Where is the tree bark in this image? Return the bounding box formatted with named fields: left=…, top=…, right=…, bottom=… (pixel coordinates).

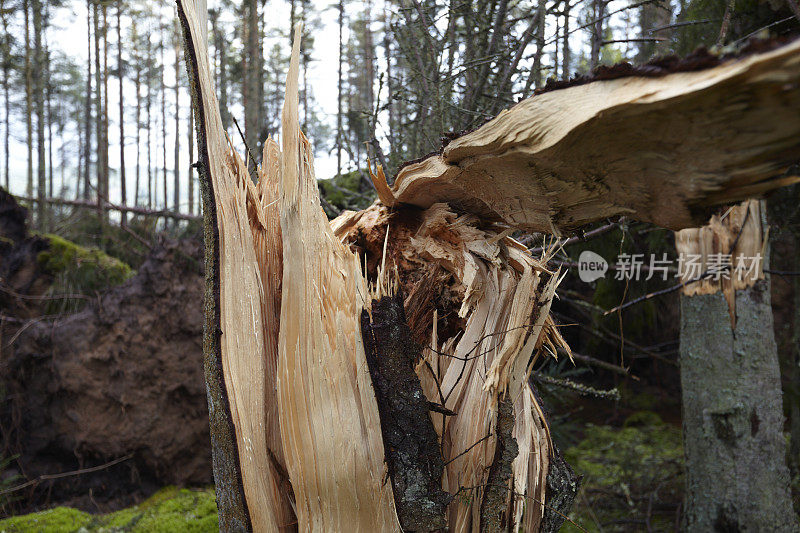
left=118, top=0, right=127, bottom=226
left=243, top=0, right=261, bottom=172
left=32, top=0, right=45, bottom=227
left=93, top=1, right=102, bottom=215
left=336, top=0, right=343, bottom=177
left=174, top=19, right=181, bottom=215
left=83, top=0, right=92, bottom=201
left=133, top=20, right=141, bottom=207
left=160, top=34, right=167, bottom=210
left=1, top=0, right=8, bottom=191
left=677, top=201, right=798, bottom=531
left=680, top=285, right=798, bottom=530
left=23, top=0, right=32, bottom=199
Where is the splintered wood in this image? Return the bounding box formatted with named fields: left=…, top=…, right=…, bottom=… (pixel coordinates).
left=384, top=40, right=800, bottom=234
left=179, top=0, right=800, bottom=528
left=334, top=203, right=570, bottom=531
left=675, top=199, right=766, bottom=327
left=182, top=1, right=567, bottom=527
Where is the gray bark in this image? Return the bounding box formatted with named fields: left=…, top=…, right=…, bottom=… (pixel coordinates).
left=680, top=282, right=798, bottom=531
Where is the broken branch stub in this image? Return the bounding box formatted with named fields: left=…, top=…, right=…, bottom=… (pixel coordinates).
left=361, top=293, right=452, bottom=531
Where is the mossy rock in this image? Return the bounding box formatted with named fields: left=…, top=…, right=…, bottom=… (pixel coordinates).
left=562, top=413, right=684, bottom=532
left=318, top=170, right=376, bottom=214
left=38, top=234, right=134, bottom=286
left=36, top=234, right=135, bottom=313
left=0, top=487, right=218, bottom=533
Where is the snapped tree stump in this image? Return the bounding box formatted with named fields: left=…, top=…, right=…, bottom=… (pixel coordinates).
left=175, top=0, right=800, bottom=528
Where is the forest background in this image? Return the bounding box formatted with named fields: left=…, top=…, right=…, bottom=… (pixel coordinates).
left=0, top=0, right=799, bottom=530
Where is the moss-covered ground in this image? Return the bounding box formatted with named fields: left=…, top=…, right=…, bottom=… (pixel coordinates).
left=561, top=412, right=684, bottom=532
left=0, top=487, right=217, bottom=533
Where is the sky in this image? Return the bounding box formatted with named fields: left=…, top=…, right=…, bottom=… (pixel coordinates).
left=2, top=0, right=350, bottom=212
left=0, top=0, right=625, bottom=214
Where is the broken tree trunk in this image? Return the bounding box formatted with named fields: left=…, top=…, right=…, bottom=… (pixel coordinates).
left=176, top=0, right=800, bottom=527
left=676, top=201, right=799, bottom=531
left=382, top=40, right=800, bottom=233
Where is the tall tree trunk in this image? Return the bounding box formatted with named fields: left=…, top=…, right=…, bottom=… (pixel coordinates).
left=243, top=0, right=261, bottom=172
left=146, top=33, right=152, bottom=209
left=383, top=7, right=396, bottom=171
left=94, top=1, right=102, bottom=215
left=676, top=202, right=798, bottom=531
left=2, top=0, right=9, bottom=190
left=590, top=0, right=605, bottom=68
left=562, top=0, right=571, bottom=79
left=102, top=3, right=109, bottom=224
left=532, top=0, right=546, bottom=89
left=118, top=0, right=127, bottom=225
left=133, top=20, right=140, bottom=207
left=161, top=36, right=167, bottom=211
left=32, top=0, right=45, bottom=226
left=46, top=50, right=53, bottom=198
left=791, top=237, right=800, bottom=478
left=174, top=19, right=181, bottom=215
left=364, top=0, right=374, bottom=142
left=44, top=3, right=52, bottom=198
left=336, top=0, right=344, bottom=177
left=83, top=0, right=92, bottom=200
left=23, top=0, right=32, bottom=199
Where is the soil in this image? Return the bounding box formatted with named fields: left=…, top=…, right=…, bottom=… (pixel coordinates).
left=0, top=193, right=210, bottom=514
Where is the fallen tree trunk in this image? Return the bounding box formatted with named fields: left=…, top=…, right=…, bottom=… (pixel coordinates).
left=12, top=195, right=202, bottom=222
left=176, top=0, right=800, bottom=528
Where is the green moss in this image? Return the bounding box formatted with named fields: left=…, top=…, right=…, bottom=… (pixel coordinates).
left=0, top=507, right=92, bottom=532
left=38, top=234, right=134, bottom=284
left=562, top=413, right=684, bottom=532
left=36, top=234, right=135, bottom=313
left=0, top=487, right=218, bottom=533
left=318, top=170, right=376, bottom=214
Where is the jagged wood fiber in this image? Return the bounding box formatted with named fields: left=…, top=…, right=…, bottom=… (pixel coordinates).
left=381, top=41, right=800, bottom=233
left=179, top=0, right=800, bottom=529
left=178, top=1, right=292, bottom=530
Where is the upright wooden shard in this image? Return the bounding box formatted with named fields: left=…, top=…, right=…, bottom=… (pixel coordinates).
left=178, top=1, right=291, bottom=531
left=275, top=26, right=401, bottom=531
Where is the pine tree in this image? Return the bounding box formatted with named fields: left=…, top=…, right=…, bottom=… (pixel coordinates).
left=117, top=0, right=127, bottom=224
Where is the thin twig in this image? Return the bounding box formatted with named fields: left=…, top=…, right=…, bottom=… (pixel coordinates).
left=528, top=219, right=623, bottom=255
left=0, top=454, right=134, bottom=496
left=232, top=115, right=258, bottom=170
left=570, top=350, right=637, bottom=379
left=534, top=374, right=621, bottom=400
left=443, top=432, right=493, bottom=467
left=647, top=19, right=714, bottom=33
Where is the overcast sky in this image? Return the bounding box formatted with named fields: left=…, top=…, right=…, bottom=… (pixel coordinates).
left=1, top=0, right=615, bottom=213
left=3, top=0, right=348, bottom=212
